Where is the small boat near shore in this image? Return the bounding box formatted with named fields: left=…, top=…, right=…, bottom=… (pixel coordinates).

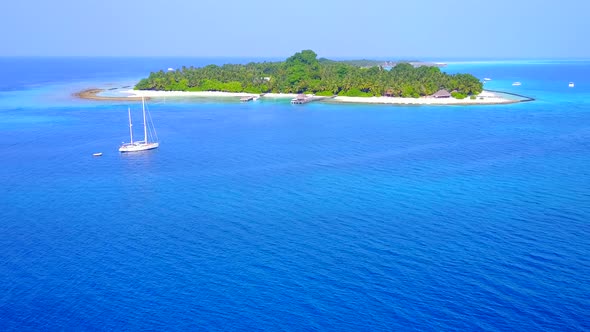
left=569, top=82, right=575, bottom=88
left=93, top=152, right=103, bottom=157
left=512, top=82, right=522, bottom=86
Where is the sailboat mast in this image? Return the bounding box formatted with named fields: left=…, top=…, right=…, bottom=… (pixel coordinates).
left=128, top=107, right=133, bottom=143
left=142, top=97, right=148, bottom=143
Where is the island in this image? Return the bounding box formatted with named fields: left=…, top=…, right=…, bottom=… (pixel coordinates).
left=136, top=50, right=482, bottom=99
left=77, top=50, right=530, bottom=105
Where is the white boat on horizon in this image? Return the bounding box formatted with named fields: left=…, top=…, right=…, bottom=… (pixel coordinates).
left=483, top=78, right=492, bottom=81
left=512, top=82, right=522, bottom=86
left=569, top=82, right=575, bottom=88
left=119, top=97, right=160, bottom=153
left=93, top=152, right=103, bottom=157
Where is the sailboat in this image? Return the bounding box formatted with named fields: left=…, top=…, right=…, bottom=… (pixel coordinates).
left=119, top=97, right=159, bottom=152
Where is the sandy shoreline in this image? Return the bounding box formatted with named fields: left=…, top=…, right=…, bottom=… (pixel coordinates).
left=76, top=88, right=523, bottom=105
left=74, top=89, right=150, bottom=101
left=122, top=89, right=300, bottom=99
left=331, top=90, right=518, bottom=105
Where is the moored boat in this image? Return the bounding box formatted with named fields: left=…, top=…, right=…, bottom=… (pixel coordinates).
left=119, top=97, right=160, bottom=153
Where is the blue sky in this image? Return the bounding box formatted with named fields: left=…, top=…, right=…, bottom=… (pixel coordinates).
left=1, top=0, right=589, bottom=58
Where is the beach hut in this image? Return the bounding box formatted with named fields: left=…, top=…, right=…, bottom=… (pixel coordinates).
left=432, top=89, right=451, bottom=98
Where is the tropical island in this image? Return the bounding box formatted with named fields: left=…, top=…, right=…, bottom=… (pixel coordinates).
left=135, top=50, right=482, bottom=99
left=76, top=50, right=528, bottom=105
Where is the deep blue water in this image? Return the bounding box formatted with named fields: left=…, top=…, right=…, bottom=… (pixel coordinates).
left=0, top=58, right=589, bottom=331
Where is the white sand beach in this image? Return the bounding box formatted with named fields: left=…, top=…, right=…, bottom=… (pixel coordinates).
left=332, top=90, right=516, bottom=105
left=122, top=90, right=260, bottom=98
left=121, top=90, right=301, bottom=99
left=81, top=88, right=520, bottom=105
left=261, top=93, right=299, bottom=98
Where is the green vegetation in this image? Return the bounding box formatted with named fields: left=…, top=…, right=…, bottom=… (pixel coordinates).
left=135, top=50, right=483, bottom=98
left=451, top=91, right=467, bottom=99
left=314, top=90, right=335, bottom=96
left=319, top=58, right=386, bottom=67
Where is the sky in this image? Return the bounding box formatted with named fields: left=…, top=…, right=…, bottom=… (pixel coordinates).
left=1, top=0, right=589, bottom=59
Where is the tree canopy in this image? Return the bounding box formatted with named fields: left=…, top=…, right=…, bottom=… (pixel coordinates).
left=135, top=50, right=483, bottom=97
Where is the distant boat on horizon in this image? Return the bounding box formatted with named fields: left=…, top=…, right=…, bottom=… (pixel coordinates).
left=484, top=78, right=492, bottom=81
left=569, top=82, right=575, bottom=88
left=92, top=152, right=103, bottom=157
left=119, top=97, right=159, bottom=153
left=512, top=82, right=522, bottom=86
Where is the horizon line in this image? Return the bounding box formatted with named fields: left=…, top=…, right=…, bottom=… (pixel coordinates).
left=0, top=55, right=589, bottom=61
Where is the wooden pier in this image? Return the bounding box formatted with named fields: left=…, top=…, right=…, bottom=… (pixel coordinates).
left=291, top=94, right=314, bottom=104
left=291, top=94, right=335, bottom=105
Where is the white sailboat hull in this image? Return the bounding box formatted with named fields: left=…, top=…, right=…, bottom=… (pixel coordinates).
left=119, top=142, right=159, bottom=152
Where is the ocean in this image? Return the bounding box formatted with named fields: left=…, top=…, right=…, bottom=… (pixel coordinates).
left=0, top=57, right=589, bottom=331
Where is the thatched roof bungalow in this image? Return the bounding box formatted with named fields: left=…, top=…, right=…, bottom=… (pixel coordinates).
left=432, top=89, right=451, bottom=98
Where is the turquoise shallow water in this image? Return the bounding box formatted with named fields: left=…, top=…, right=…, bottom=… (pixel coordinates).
left=0, top=58, right=589, bottom=330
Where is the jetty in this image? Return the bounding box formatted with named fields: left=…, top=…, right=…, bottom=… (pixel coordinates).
left=291, top=94, right=336, bottom=105
left=240, top=95, right=260, bottom=102
left=484, top=89, right=535, bottom=103
left=291, top=94, right=314, bottom=104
